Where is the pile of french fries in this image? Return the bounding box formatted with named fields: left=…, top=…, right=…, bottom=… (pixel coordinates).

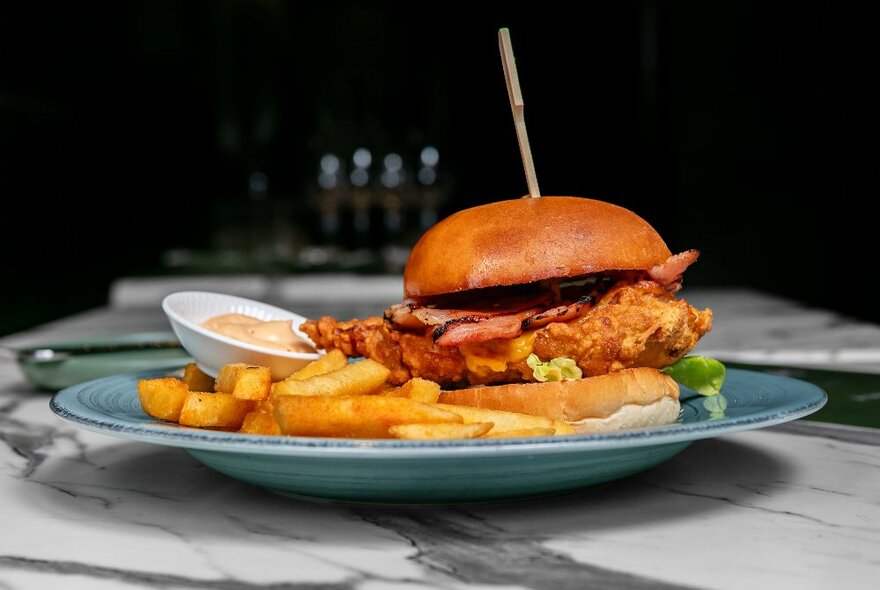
left=137, top=349, right=575, bottom=440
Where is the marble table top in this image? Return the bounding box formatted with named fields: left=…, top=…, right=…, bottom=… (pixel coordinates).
left=2, top=275, right=879, bottom=589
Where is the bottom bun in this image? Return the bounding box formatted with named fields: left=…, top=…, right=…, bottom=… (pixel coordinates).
left=437, top=367, right=680, bottom=433
left=565, top=396, right=681, bottom=433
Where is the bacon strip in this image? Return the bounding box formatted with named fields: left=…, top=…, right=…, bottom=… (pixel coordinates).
left=433, top=296, right=595, bottom=347
left=648, top=250, right=699, bottom=293
left=388, top=259, right=699, bottom=347
left=388, top=293, right=553, bottom=330
left=413, top=307, right=494, bottom=326
left=385, top=302, right=424, bottom=330
left=434, top=311, right=533, bottom=347
left=521, top=295, right=593, bottom=330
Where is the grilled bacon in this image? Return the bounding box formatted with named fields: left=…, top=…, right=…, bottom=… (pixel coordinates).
left=648, top=250, right=700, bottom=293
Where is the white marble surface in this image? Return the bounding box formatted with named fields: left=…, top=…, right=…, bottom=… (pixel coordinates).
left=2, top=277, right=880, bottom=589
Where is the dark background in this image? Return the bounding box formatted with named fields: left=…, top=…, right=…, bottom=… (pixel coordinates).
left=2, top=1, right=877, bottom=336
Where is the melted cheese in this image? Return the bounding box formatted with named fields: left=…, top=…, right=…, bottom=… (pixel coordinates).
left=460, top=331, right=536, bottom=377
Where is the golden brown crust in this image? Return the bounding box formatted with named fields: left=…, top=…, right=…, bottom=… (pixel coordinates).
left=437, top=367, right=679, bottom=424
left=404, top=196, right=673, bottom=298
left=532, top=281, right=714, bottom=377
left=300, top=316, right=469, bottom=386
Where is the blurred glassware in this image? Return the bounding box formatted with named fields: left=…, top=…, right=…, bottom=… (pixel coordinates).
left=378, top=152, right=407, bottom=273
left=416, top=144, right=442, bottom=232
left=159, top=142, right=449, bottom=277
left=317, top=153, right=343, bottom=244
left=349, top=147, right=373, bottom=251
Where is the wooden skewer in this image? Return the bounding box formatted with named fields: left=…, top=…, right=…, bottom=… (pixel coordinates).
left=498, top=27, right=541, bottom=198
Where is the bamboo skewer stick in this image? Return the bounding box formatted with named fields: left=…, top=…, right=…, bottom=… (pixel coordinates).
left=498, top=27, right=541, bottom=198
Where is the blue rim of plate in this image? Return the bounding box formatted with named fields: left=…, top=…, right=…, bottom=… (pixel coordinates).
left=49, top=367, right=827, bottom=457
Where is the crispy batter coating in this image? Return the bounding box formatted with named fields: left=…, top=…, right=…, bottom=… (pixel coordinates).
left=532, top=281, right=713, bottom=377
left=300, top=281, right=713, bottom=386
left=302, top=316, right=468, bottom=385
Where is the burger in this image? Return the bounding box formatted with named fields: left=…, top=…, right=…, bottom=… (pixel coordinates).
left=301, top=196, right=714, bottom=432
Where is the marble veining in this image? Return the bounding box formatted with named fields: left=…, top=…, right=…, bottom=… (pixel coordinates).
left=3, top=382, right=880, bottom=589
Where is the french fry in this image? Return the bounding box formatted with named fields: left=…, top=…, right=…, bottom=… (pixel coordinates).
left=178, top=392, right=254, bottom=429
left=214, top=363, right=272, bottom=400
left=435, top=403, right=573, bottom=435
left=389, top=421, right=493, bottom=440
left=137, top=359, right=575, bottom=439
left=271, top=358, right=390, bottom=398
left=372, top=382, right=398, bottom=395
left=550, top=422, right=576, bottom=435
left=383, top=377, right=441, bottom=404
left=483, top=427, right=556, bottom=438
left=273, top=395, right=462, bottom=438
left=214, top=363, right=247, bottom=393
left=181, top=363, right=216, bottom=392
left=254, top=398, right=274, bottom=414
left=287, top=348, right=348, bottom=380
left=231, top=365, right=272, bottom=400
left=239, top=410, right=282, bottom=435
left=137, top=377, right=189, bottom=422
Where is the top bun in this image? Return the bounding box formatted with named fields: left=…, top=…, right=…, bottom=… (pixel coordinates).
left=404, top=196, right=672, bottom=298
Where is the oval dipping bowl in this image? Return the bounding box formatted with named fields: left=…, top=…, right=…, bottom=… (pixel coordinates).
left=161, top=291, right=321, bottom=381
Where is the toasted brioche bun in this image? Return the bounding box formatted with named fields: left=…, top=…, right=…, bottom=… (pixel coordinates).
left=404, top=196, right=672, bottom=298
left=437, top=367, right=680, bottom=433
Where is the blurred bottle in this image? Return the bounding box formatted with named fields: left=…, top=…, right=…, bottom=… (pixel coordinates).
left=412, top=145, right=442, bottom=238
left=349, top=147, right=372, bottom=249
left=300, top=153, right=346, bottom=270
left=378, top=151, right=408, bottom=272
left=379, top=152, right=405, bottom=240
left=316, top=153, right=344, bottom=246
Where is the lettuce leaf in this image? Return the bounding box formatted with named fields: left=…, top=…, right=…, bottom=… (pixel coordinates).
left=661, top=356, right=727, bottom=396
left=526, top=354, right=583, bottom=382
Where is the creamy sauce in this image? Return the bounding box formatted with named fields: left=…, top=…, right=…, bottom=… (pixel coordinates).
left=201, top=313, right=315, bottom=353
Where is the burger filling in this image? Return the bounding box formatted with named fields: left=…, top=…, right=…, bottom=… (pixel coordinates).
left=386, top=271, right=640, bottom=348
left=301, top=254, right=713, bottom=387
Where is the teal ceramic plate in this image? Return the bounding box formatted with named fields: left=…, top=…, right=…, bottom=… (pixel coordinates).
left=16, top=332, right=193, bottom=391
left=49, top=368, right=826, bottom=504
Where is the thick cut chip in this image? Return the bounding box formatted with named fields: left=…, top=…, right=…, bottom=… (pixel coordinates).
left=239, top=410, right=282, bottom=435
left=273, top=395, right=461, bottom=438
left=253, top=399, right=274, bottom=414
left=214, top=363, right=248, bottom=393
left=383, top=377, right=441, bottom=403
left=271, top=358, right=390, bottom=398
left=551, top=422, right=577, bottom=435
left=215, top=363, right=272, bottom=400
left=389, top=421, right=493, bottom=439
left=435, top=403, right=574, bottom=435
left=287, top=348, right=348, bottom=380
left=178, top=392, right=254, bottom=429
left=182, top=363, right=216, bottom=392
left=137, top=377, right=189, bottom=422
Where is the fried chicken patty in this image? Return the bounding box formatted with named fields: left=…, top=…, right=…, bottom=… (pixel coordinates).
left=301, top=280, right=713, bottom=387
